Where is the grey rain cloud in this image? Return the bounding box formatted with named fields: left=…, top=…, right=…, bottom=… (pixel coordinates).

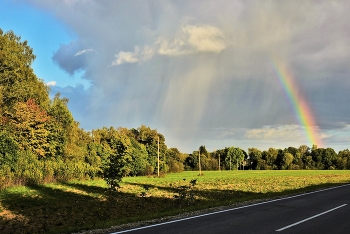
left=25, top=0, right=350, bottom=152
left=52, top=41, right=92, bottom=75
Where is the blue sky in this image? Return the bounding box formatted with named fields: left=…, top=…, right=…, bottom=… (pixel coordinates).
left=1, top=0, right=350, bottom=153
left=0, top=1, right=90, bottom=88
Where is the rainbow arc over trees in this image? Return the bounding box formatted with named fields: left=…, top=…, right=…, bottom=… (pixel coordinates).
left=271, top=60, right=322, bottom=148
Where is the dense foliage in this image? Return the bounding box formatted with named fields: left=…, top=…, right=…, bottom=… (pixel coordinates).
left=0, top=29, right=349, bottom=190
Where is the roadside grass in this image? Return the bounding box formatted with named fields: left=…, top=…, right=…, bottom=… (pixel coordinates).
left=1, top=170, right=350, bottom=233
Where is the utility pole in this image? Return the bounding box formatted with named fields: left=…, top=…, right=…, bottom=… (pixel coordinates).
left=157, top=135, right=160, bottom=177
left=199, top=147, right=201, bottom=175
left=217, top=150, right=221, bottom=172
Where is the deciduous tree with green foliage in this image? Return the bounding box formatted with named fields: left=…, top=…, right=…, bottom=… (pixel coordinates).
left=101, top=128, right=133, bottom=190
left=130, top=125, right=167, bottom=173
left=262, top=148, right=278, bottom=169
left=226, top=147, right=245, bottom=170
left=166, top=148, right=185, bottom=173
left=248, top=148, right=263, bottom=169
left=0, top=29, right=49, bottom=112
left=3, top=99, right=50, bottom=158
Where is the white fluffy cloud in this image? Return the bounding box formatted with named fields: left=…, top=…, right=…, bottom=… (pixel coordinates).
left=183, top=24, right=226, bottom=52
left=46, top=81, right=56, bottom=86
left=111, top=46, right=154, bottom=65
left=157, top=24, right=227, bottom=56
left=112, top=24, right=227, bottom=65
left=112, top=51, right=139, bottom=65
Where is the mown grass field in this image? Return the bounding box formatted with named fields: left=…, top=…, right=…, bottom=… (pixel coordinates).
left=1, top=170, right=350, bottom=234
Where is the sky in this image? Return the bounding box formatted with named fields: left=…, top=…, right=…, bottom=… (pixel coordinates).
left=1, top=0, right=350, bottom=153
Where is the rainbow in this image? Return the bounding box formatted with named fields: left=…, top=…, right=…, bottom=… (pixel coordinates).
left=271, top=60, right=322, bottom=148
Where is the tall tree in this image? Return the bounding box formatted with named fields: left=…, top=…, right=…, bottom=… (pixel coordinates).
left=286, top=147, right=303, bottom=169
left=281, top=152, right=294, bottom=169
left=128, top=137, right=149, bottom=176
left=248, top=148, right=263, bottom=170
left=0, top=29, right=49, bottom=112
left=226, top=147, right=245, bottom=170
left=323, top=148, right=337, bottom=169
left=48, top=93, right=82, bottom=159
left=130, top=125, right=167, bottom=172
left=311, top=148, right=326, bottom=169
left=48, top=93, right=74, bottom=130
left=2, top=99, right=50, bottom=158
left=263, top=148, right=278, bottom=169
left=199, top=145, right=208, bottom=157
left=337, top=149, right=350, bottom=169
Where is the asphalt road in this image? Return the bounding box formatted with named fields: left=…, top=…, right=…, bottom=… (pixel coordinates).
left=112, top=183, right=350, bottom=234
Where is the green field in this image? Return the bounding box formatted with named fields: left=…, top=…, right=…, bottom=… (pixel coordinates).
left=1, top=170, right=350, bottom=234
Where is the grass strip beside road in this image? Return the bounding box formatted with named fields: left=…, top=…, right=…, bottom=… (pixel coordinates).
left=1, top=170, right=350, bottom=234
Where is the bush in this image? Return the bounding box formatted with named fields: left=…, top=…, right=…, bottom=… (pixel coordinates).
left=141, top=165, right=154, bottom=175
left=168, top=159, right=184, bottom=173
left=0, top=165, right=14, bottom=190
left=15, top=150, right=44, bottom=185
left=0, top=131, right=19, bottom=172
left=172, top=179, right=197, bottom=205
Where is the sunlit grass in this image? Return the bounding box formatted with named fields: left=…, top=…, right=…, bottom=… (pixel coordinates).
left=1, top=170, right=350, bottom=233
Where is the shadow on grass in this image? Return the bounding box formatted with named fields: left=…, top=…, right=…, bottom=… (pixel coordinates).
left=60, top=181, right=109, bottom=196
left=124, top=181, right=349, bottom=205
left=0, top=181, right=348, bottom=234
left=124, top=181, right=178, bottom=192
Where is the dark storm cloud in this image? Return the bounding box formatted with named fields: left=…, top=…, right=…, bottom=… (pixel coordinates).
left=52, top=41, right=94, bottom=75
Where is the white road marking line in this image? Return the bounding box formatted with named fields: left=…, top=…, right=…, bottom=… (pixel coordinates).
left=276, top=204, right=347, bottom=232
left=111, top=183, right=350, bottom=234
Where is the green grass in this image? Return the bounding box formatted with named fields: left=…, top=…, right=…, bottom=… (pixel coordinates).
left=1, top=170, right=350, bottom=233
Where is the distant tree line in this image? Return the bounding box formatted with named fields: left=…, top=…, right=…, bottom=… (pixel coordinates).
left=183, top=145, right=350, bottom=171
left=1, top=29, right=349, bottom=190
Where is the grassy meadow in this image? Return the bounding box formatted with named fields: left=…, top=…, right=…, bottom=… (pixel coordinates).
left=1, top=170, right=350, bottom=233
